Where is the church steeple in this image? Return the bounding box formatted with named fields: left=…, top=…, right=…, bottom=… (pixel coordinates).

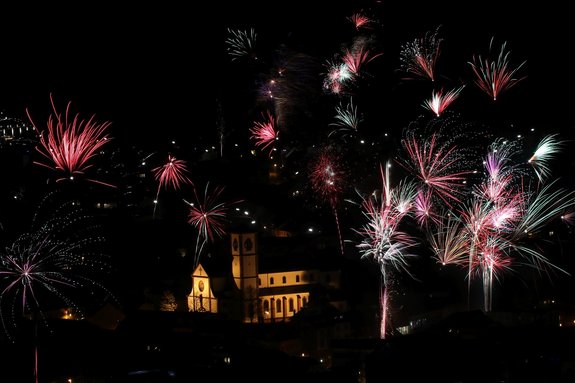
left=231, top=232, right=259, bottom=322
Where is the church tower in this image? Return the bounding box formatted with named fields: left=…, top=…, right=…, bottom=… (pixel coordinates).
left=231, top=232, right=259, bottom=323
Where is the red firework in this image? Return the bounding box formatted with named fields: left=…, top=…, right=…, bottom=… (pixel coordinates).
left=309, top=147, right=347, bottom=254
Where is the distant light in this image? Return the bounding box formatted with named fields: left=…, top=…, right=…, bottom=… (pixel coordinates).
left=235, top=143, right=239, bottom=147
left=531, top=128, right=535, bottom=132
left=517, top=134, right=522, bottom=138
left=141, top=162, right=146, bottom=166
left=171, top=140, right=175, bottom=144
left=384, top=133, right=388, bottom=137
left=153, top=200, right=158, bottom=204
left=251, top=220, right=256, bottom=224
left=360, top=140, right=365, bottom=144
left=235, top=208, right=240, bottom=211
left=308, top=228, right=313, bottom=232
left=295, top=171, right=299, bottom=175
left=244, top=211, right=249, bottom=215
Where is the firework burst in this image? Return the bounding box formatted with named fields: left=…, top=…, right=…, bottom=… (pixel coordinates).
left=250, top=111, right=279, bottom=156
left=309, top=147, right=349, bottom=255
left=0, top=191, right=113, bottom=339
left=26, top=94, right=114, bottom=188
left=422, top=85, right=465, bottom=117
left=469, top=37, right=526, bottom=101
left=528, top=134, right=564, bottom=183
left=152, top=155, right=193, bottom=218
left=185, top=183, right=241, bottom=269
left=225, top=28, right=257, bottom=61
left=399, top=26, right=442, bottom=81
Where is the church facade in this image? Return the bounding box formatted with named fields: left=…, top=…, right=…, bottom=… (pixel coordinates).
left=187, top=232, right=344, bottom=323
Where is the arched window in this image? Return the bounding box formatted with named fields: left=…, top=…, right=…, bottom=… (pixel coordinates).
left=276, top=299, right=282, bottom=313
left=263, top=300, right=270, bottom=314
left=302, top=297, right=307, bottom=307
left=296, top=275, right=300, bottom=283
left=270, top=277, right=275, bottom=285
left=282, top=276, right=287, bottom=284
left=289, top=298, right=294, bottom=312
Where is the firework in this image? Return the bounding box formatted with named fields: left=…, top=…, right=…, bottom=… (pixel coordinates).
left=348, top=12, right=371, bottom=30
left=468, top=37, right=526, bottom=100
left=152, top=155, right=192, bottom=217
left=398, top=127, right=473, bottom=206
left=528, top=134, right=564, bottom=183
left=309, top=147, right=349, bottom=255
left=342, top=46, right=382, bottom=75
left=323, top=61, right=354, bottom=95
left=185, top=183, right=241, bottom=269
left=353, top=162, right=417, bottom=337
left=427, top=213, right=469, bottom=266
left=329, top=98, right=362, bottom=139
left=250, top=111, right=279, bottom=155
left=0, top=191, right=113, bottom=339
left=422, top=85, right=465, bottom=117
left=225, top=28, right=257, bottom=61
left=26, top=94, right=114, bottom=187
left=399, top=26, right=442, bottom=81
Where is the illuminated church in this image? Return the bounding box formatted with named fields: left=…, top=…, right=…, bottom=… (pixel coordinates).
left=187, top=232, right=346, bottom=323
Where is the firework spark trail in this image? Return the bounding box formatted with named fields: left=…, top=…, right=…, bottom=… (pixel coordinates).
left=26, top=94, right=114, bottom=188
left=309, top=147, right=348, bottom=255
left=528, top=134, right=564, bottom=183
left=468, top=37, right=526, bottom=100
left=380, top=284, right=388, bottom=339
left=152, top=155, right=193, bottom=218
left=225, top=28, right=257, bottom=61
left=422, top=85, right=465, bottom=117
left=185, top=183, right=241, bottom=269
left=399, top=26, right=442, bottom=81
left=353, top=162, right=417, bottom=337
left=250, top=111, right=279, bottom=156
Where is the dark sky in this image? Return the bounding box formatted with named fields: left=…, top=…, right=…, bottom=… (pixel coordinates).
left=0, top=2, right=571, bottom=145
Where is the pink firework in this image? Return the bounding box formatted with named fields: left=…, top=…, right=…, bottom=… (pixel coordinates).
left=469, top=37, right=526, bottom=101
left=348, top=12, right=371, bottom=30
left=152, top=155, right=192, bottom=217
left=186, top=183, right=240, bottom=268
left=342, top=46, right=383, bottom=75
left=399, top=130, right=472, bottom=206
left=422, top=85, right=465, bottom=117
left=26, top=94, right=114, bottom=187
left=354, top=162, right=417, bottom=281
left=250, top=111, right=279, bottom=155
left=399, top=27, right=442, bottom=81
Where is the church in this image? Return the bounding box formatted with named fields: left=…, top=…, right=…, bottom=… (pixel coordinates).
left=187, top=231, right=346, bottom=323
